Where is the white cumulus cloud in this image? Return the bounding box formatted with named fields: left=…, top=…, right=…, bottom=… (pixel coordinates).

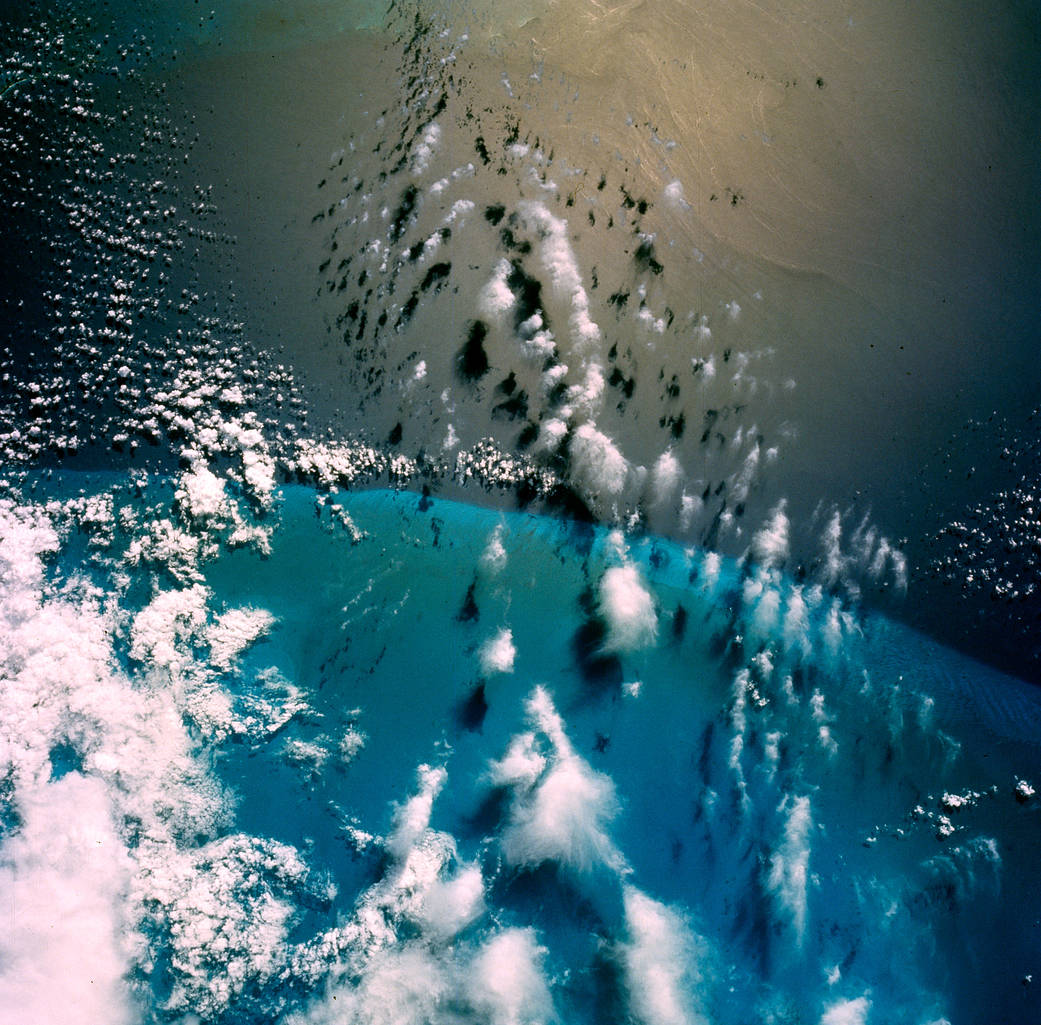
left=599, top=564, right=658, bottom=653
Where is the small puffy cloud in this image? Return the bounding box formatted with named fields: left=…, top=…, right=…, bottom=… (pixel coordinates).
left=340, top=723, right=367, bottom=764
left=387, top=764, right=447, bottom=860
left=820, top=996, right=871, bottom=1025
left=497, top=687, right=623, bottom=873
left=176, top=463, right=229, bottom=521
left=480, top=523, right=508, bottom=575
left=570, top=424, right=629, bottom=500
left=767, top=794, right=814, bottom=946
left=411, top=121, right=442, bottom=176
left=517, top=201, right=601, bottom=353
left=416, top=863, right=485, bottom=941
left=620, top=885, right=708, bottom=1025
left=468, top=928, right=554, bottom=1025
left=664, top=179, right=690, bottom=209
left=599, top=564, right=658, bottom=653
left=479, top=258, right=516, bottom=324
left=488, top=731, right=547, bottom=790
left=751, top=501, right=790, bottom=569
left=207, top=606, right=275, bottom=669
left=480, top=627, right=516, bottom=675
left=650, top=450, right=683, bottom=508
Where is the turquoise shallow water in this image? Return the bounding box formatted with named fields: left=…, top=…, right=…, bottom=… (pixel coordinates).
left=4, top=472, right=1038, bottom=1024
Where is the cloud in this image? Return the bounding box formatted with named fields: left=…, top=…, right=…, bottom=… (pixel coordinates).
left=479, top=258, right=517, bottom=324
left=820, top=996, right=871, bottom=1025
left=663, top=179, right=690, bottom=209
left=497, top=687, right=624, bottom=873
left=388, top=764, right=448, bottom=860
left=340, top=723, right=367, bottom=764
left=298, top=945, right=451, bottom=1025
left=822, top=510, right=907, bottom=594
left=207, top=606, right=275, bottom=669
left=700, top=551, right=722, bottom=591
left=480, top=627, right=516, bottom=675
left=742, top=567, right=783, bottom=642
left=468, top=928, right=555, bottom=1025
left=751, top=500, right=789, bottom=569
left=536, top=416, right=568, bottom=454
left=416, top=863, right=486, bottom=941
left=650, top=450, right=683, bottom=508
left=517, top=201, right=600, bottom=345
left=599, top=564, right=658, bottom=653
left=767, top=795, right=814, bottom=946
left=679, top=492, right=702, bottom=530
left=0, top=775, right=137, bottom=1025
left=918, top=836, right=1001, bottom=910
left=540, top=363, right=568, bottom=395
left=487, top=731, right=548, bottom=790
left=620, top=885, right=707, bottom=1025
left=411, top=121, right=442, bottom=176
left=217, top=417, right=277, bottom=508
left=129, top=583, right=211, bottom=672
left=570, top=423, right=629, bottom=500
left=139, top=834, right=323, bottom=1020
left=568, top=362, right=606, bottom=418
left=730, top=440, right=761, bottom=504
left=175, top=462, right=229, bottom=521
left=781, top=584, right=812, bottom=658
left=312, top=767, right=485, bottom=976
left=500, top=750, right=622, bottom=872
left=820, top=510, right=845, bottom=586
left=480, top=523, right=508, bottom=575
left=517, top=312, right=556, bottom=360
left=0, top=494, right=314, bottom=1022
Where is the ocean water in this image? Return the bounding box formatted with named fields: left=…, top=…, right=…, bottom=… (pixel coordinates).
left=1, top=1, right=1040, bottom=1024
left=3, top=474, right=1041, bottom=1025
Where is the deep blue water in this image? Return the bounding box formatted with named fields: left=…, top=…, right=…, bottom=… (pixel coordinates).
left=2, top=473, right=1038, bottom=1023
